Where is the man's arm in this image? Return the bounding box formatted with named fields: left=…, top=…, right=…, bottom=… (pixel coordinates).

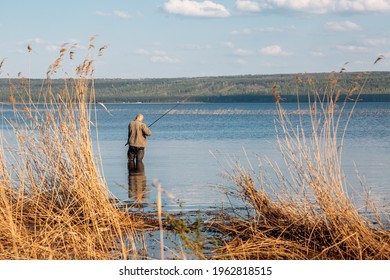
left=125, top=124, right=131, bottom=146
left=142, top=124, right=152, bottom=136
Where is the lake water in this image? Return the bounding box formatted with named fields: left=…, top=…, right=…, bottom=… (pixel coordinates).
left=1, top=102, right=390, bottom=212
left=93, top=102, right=390, bottom=212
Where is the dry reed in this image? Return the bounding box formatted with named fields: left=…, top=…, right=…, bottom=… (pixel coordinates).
left=0, top=40, right=143, bottom=260
left=211, top=69, right=390, bottom=260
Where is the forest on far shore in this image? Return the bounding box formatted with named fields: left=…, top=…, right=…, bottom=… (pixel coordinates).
left=1, top=71, right=390, bottom=103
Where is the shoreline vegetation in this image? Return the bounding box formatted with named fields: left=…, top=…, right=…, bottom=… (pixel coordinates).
left=1, top=40, right=389, bottom=259
left=1, top=71, right=390, bottom=104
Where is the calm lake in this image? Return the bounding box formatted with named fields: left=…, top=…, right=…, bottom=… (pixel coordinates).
left=93, top=102, right=390, bottom=212
left=1, top=102, right=389, bottom=212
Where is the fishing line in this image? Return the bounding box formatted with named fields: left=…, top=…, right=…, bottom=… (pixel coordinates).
left=148, top=96, right=191, bottom=127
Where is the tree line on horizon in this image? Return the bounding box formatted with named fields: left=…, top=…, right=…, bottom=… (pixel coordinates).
left=1, top=71, right=390, bottom=103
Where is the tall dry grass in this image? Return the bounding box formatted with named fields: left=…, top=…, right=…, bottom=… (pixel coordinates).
left=0, top=39, right=143, bottom=259
left=211, top=69, right=390, bottom=260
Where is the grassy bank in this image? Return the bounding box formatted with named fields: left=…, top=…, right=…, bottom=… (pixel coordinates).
left=0, top=42, right=143, bottom=259
left=205, top=71, right=390, bottom=260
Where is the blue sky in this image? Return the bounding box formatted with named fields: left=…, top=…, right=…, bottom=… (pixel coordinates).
left=1, top=0, right=389, bottom=78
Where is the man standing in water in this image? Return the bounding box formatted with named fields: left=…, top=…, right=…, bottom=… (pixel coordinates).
left=127, top=114, right=152, bottom=162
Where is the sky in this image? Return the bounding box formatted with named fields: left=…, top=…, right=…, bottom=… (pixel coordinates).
left=1, top=0, right=390, bottom=79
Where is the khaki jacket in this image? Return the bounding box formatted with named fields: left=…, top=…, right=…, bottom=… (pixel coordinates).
left=128, top=119, right=152, bottom=147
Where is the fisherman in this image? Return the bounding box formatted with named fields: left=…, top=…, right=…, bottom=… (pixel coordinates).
left=126, top=114, right=152, bottom=162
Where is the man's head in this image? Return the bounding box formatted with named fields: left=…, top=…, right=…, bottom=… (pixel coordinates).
left=135, top=114, right=144, bottom=122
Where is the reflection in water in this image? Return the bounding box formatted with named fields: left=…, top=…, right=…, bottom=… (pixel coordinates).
left=127, top=159, right=148, bottom=204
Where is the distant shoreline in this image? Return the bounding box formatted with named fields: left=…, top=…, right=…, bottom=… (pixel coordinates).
left=2, top=96, right=390, bottom=107
left=2, top=71, right=390, bottom=103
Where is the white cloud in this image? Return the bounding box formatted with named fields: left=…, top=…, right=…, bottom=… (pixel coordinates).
left=135, top=48, right=179, bottom=64
left=222, top=41, right=235, bottom=48
left=95, top=10, right=131, bottom=19
left=362, top=38, right=388, bottom=46
left=134, top=48, right=149, bottom=55
left=234, top=58, right=247, bottom=65
left=235, top=0, right=390, bottom=14
left=230, top=28, right=253, bottom=35
left=152, top=50, right=168, bottom=56
left=233, top=48, right=255, bottom=56
left=310, top=51, right=325, bottom=57
left=231, top=27, right=282, bottom=35
left=325, top=20, right=361, bottom=31
left=17, top=37, right=45, bottom=45
left=270, top=0, right=333, bottom=13
left=181, top=43, right=212, bottom=50
left=151, top=55, right=179, bottom=64
left=334, top=0, right=390, bottom=12
left=95, top=11, right=110, bottom=17
left=113, top=10, right=130, bottom=19
left=162, top=0, right=230, bottom=18
left=45, top=45, right=60, bottom=52
left=336, top=45, right=369, bottom=52
left=256, top=27, right=283, bottom=32
left=235, top=0, right=269, bottom=12
left=260, top=45, right=290, bottom=56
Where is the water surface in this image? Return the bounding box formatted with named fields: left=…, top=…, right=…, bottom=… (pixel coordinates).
left=1, top=102, right=389, bottom=212
left=94, top=102, right=390, bottom=212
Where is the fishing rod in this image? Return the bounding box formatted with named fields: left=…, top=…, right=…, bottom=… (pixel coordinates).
left=148, top=96, right=191, bottom=128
